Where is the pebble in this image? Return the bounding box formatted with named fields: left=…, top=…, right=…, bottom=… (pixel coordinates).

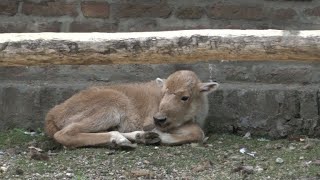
left=242, top=166, right=254, bottom=174
left=143, top=160, right=150, bottom=164
left=275, top=144, right=283, bottom=149
left=255, top=166, right=264, bottom=172
left=66, top=167, right=72, bottom=173
left=0, top=166, right=8, bottom=173
left=15, top=168, right=24, bottom=175
left=66, top=172, right=73, bottom=178
left=190, top=143, right=199, bottom=148
left=276, top=157, right=284, bottom=164
left=206, top=144, right=213, bottom=147
left=54, top=173, right=64, bottom=178
left=288, top=145, right=296, bottom=150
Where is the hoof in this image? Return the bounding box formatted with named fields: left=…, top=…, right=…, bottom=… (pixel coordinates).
left=136, top=132, right=161, bottom=145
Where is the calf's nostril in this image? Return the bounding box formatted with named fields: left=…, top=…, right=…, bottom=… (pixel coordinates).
left=153, top=116, right=167, bottom=124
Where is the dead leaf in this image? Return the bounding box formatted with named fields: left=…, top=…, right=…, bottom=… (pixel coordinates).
left=130, top=169, right=154, bottom=178
left=288, top=135, right=307, bottom=142
left=28, top=146, right=49, bottom=161
left=192, top=160, right=213, bottom=173
left=302, top=143, right=313, bottom=150
left=313, top=159, right=320, bottom=166
left=232, top=165, right=254, bottom=174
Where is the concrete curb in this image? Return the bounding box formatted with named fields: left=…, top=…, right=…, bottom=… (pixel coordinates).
left=0, top=30, right=320, bottom=66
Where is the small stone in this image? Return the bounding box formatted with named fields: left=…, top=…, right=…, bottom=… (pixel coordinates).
left=55, top=173, right=64, bottom=178
left=107, top=150, right=115, bottom=155
left=239, top=148, right=247, bottom=154
left=265, top=143, right=273, bottom=150
left=276, top=157, right=284, bottom=164
left=206, top=144, right=213, bottom=147
left=66, top=172, right=73, bottom=178
left=255, top=166, right=263, bottom=173
left=190, top=143, right=199, bottom=148
left=15, top=168, right=24, bottom=175
left=0, top=166, right=8, bottom=173
left=274, top=143, right=283, bottom=149
left=143, top=160, right=150, bottom=164
left=66, top=167, right=72, bottom=172
left=299, top=156, right=304, bottom=160
left=288, top=145, right=296, bottom=150
left=242, top=166, right=254, bottom=174
left=154, top=146, right=159, bottom=150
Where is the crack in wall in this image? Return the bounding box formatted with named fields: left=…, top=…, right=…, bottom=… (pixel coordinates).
left=0, top=42, right=8, bottom=52
left=294, top=92, right=301, bottom=119
left=317, top=90, right=320, bottom=126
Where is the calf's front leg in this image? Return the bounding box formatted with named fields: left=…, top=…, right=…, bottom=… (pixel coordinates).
left=121, top=131, right=161, bottom=145
left=153, top=122, right=205, bottom=145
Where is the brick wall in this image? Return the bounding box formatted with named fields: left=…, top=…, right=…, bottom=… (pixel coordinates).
left=0, top=0, right=319, bottom=33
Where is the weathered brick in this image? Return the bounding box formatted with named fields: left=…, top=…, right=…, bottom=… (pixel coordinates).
left=272, top=8, right=297, bottom=20
left=124, top=19, right=158, bottom=32
left=206, top=3, right=265, bottom=20
left=304, top=6, right=320, bottom=17
left=70, top=21, right=117, bottom=32
left=0, top=1, right=18, bottom=16
left=115, top=3, right=172, bottom=18
left=22, top=2, right=78, bottom=17
left=81, top=2, right=109, bottom=18
left=175, top=6, right=204, bottom=19
left=0, top=21, right=61, bottom=33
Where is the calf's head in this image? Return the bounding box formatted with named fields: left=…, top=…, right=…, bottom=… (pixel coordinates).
left=153, top=70, right=219, bottom=131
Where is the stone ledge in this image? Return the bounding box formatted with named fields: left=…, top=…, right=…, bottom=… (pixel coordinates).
left=0, top=29, right=320, bottom=66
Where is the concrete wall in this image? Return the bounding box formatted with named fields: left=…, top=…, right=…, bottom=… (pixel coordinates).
left=1, top=61, right=320, bottom=138
left=0, top=0, right=320, bottom=32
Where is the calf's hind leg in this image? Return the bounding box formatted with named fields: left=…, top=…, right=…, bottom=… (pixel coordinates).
left=53, top=121, right=135, bottom=148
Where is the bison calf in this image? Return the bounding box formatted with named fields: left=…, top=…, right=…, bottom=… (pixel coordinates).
left=44, top=70, right=219, bottom=148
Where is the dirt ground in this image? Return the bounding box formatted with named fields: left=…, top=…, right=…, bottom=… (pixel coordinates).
left=0, top=129, right=319, bottom=180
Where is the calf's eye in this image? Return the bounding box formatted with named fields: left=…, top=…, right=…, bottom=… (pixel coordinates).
left=181, top=96, right=189, bottom=101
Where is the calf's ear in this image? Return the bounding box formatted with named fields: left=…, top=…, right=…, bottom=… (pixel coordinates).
left=199, top=82, right=219, bottom=94
left=156, top=78, right=165, bottom=87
